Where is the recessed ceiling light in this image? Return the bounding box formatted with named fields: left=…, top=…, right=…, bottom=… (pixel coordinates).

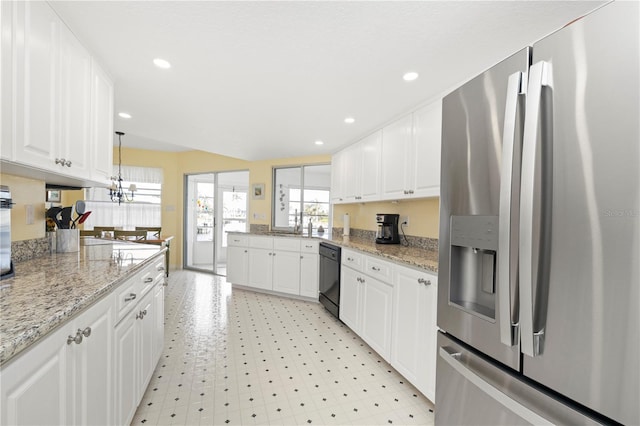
left=153, top=58, right=171, bottom=69
left=403, top=71, right=419, bottom=81
left=315, top=140, right=324, bottom=146
left=344, top=117, right=355, bottom=124
left=118, top=112, right=132, bottom=119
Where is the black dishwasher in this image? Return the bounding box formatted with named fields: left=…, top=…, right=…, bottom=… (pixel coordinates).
left=318, top=242, right=341, bottom=319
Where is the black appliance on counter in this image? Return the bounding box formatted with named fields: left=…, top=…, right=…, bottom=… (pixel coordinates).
left=318, top=242, right=341, bottom=319
left=375, top=213, right=400, bottom=244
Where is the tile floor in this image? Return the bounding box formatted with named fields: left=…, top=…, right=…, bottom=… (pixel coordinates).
left=132, top=270, right=435, bottom=425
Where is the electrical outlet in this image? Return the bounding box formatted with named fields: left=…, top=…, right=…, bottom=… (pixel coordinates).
left=400, top=215, right=409, bottom=227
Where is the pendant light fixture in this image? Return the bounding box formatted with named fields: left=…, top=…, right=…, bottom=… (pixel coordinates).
left=110, top=131, right=136, bottom=205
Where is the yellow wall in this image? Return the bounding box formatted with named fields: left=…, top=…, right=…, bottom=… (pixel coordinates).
left=0, top=173, right=46, bottom=241
left=333, top=197, right=440, bottom=239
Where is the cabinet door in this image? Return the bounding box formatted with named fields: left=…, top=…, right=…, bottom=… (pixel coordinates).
left=1, top=0, right=13, bottom=160
left=153, top=283, right=165, bottom=364
left=272, top=250, right=301, bottom=295
left=330, top=150, right=345, bottom=203
left=89, top=60, right=114, bottom=183
left=392, top=266, right=437, bottom=400
left=13, top=1, right=59, bottom=169
left=114, top=312, right=138, bottom=426
left=0, top=322, right=72, bottom=425
left=139, top=294, right=155, bottom=393
left=227, top=245, right=248, bottom=285
left=381, top=114, right=413, bottom=199
left=248, top=248, right=273, bottom=290
left=361, top=276, right=394, bottom=361
left=72, top=294, right=114, bottom=426
left=339, top=266, right=361, bottom=333
left=411, top=102, right=442, bottom=198
left=341, top=144, right=362, bottom=202
left=299, top=252, right=319, bottom=298
left=58, top=24, right=91, bottom=179
left=360, top=130, right=382, bottom=201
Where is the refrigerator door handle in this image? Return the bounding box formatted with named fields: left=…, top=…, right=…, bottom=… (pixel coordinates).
left=498, top=71, right=525, bottom=347
left=520, top=60, right=552, bottom=357
left=439, top=346, right=553, bottom=425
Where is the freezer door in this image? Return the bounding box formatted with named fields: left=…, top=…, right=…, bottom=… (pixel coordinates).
left=520, top=3, right=639, bottom=425
left=438, top=47, right=529, bottom=370
left=436, top=332, right=601, bottom=426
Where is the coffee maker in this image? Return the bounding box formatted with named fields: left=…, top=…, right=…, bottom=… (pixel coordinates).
left=375, top=214, right=400, bottom=244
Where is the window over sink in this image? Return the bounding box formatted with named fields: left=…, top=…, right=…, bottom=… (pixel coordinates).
left=272, top=164, right=331, bottom=232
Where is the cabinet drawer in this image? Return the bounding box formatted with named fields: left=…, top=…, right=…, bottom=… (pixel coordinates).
left=115, top=280, right=139, bottom=323
left=342, top=249, right=363, bottom=271
left=364, top=256, right=393, bottom=282
left=228, top=234, right=248, bottom=247
left=273, top=238, right=301, bottom=252
left=249, top=236, right=273, bottom=250
left=300, top=240, right=319, bottom=253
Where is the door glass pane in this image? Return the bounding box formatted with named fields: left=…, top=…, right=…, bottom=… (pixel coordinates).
left=196, top=182, right=214, bottom=242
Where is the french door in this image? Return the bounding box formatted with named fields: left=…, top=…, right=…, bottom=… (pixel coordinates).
left=184, top=171, right=248, bottom=275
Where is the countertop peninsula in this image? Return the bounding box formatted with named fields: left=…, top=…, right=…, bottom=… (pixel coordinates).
left=0, top=238, right=166, bottom=366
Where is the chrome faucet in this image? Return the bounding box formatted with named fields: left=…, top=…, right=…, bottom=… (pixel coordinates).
left=293, top=209, right=303, bottom=234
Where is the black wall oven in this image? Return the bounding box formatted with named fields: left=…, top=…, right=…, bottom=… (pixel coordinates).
left=318, top=242, right=341, bottom=319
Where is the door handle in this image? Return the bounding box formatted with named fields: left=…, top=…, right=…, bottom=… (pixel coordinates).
left=498, top=70, right=525, bottom=347
left=520, top=60, right=553, bottom=357
left=439, top=347, right=553, bottom=425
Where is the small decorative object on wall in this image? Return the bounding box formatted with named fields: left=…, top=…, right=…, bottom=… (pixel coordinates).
left=46, top=190, right=61, bottom=203
left=252, top=183, right=265, bottom=200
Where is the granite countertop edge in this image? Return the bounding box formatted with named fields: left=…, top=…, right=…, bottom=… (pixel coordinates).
left=0, top=241, right=166, bottom=366
left=228, top=231, right=439, bottom=274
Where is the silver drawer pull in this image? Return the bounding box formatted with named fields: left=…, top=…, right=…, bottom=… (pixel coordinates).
left=371, top=266, right=381, bottom=272
left=144, top=277, right=153, bottom=283
left=157, top=266, right=165, bottom=271
left=305, top=245, right=313, bottom=248
left=82, top=327, right=92, bottom=337
left=125, top=293, right=137, bottom=302
left=67, top=329, right=83, bottom=345
left=417, top=278, right=431, bottom=285
left=347, top=257, right=354, bottom=261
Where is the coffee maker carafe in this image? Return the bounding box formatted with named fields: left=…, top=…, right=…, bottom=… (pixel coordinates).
left=375, top=214, right=400, bottom=244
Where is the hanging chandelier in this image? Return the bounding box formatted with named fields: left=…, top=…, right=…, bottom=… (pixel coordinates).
left=110, top=131, right=136, bottom=205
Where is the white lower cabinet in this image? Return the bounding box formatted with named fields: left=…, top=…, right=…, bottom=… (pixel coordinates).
left=340, top=249, right=438, bottom=402
left=233, top=235, right=319, bottom=299
left=0, top=255, right=165, bottom=426
left=340, top=261, right=394, bottom=362
left=0, top=291, right=114, bottom=426
left=391, top=265, right=438, bottom=402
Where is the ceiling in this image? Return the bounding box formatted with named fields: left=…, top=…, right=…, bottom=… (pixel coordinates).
left=50, top=1, right=606, bottom=161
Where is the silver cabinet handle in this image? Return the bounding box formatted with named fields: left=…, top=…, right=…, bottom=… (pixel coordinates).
left=55, top=158, right=63, bottom=165
left=136, top=309, right=147, bottom=320
left=125, top=293, right=137, bottom=302
left=347, top=257, right=354, bottom=262
left=417, top=278, right=431, bottom=286
left=67, top=329, right=83, bottom=345
left=300, top=255, right=304, bottom=259
left=272, top=252, right=276, bottom=256
left=498, top=70, right=525, bottom=348
left=65, top=160, right=72, bottom=167
left=371, top=266, right=381, bottom=272
left=305, top=245, right=313, bottom=248
left=82, top=326, right=91, bottom=337
left=157, top=266, right=165, bottom=271
left=268, top=252, right=272, bottom=256
left=244, top=249, right=248, bottom=253
left=144, top=277, right=153, bottom=283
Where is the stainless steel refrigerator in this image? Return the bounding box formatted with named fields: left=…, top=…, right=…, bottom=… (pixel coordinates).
left=436, top=2, right=639, bottom=425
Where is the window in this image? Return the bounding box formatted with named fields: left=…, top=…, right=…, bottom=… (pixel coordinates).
left=83, top=166, right=163, bottom=230
left=272, top=164, right=331, bottom=231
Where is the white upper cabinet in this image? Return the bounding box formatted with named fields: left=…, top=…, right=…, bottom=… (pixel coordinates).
left=2, top=1, right=114, bottom=187
left=89, top=60, right=114, bottom=184
left=13, top=1, right=60, bottom=170
left=331, top=100, right=441, bottom=204
left=411, top=102, right=442, bottom=198
left=59, top=22, right=92, bottom=179
left=381, top=114, right=414, bottom=199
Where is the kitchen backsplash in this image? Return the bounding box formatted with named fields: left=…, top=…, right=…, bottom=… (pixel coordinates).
left=332, top=227, right=438, bottom=252
left=249, top=224, right=269, bottom=233
left=12, top=237, right=50, bottom=263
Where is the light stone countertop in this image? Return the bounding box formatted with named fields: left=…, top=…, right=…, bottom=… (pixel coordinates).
left=0, top=238, right=166, bottom=366
left=228, top=231, right=439, bottom=274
